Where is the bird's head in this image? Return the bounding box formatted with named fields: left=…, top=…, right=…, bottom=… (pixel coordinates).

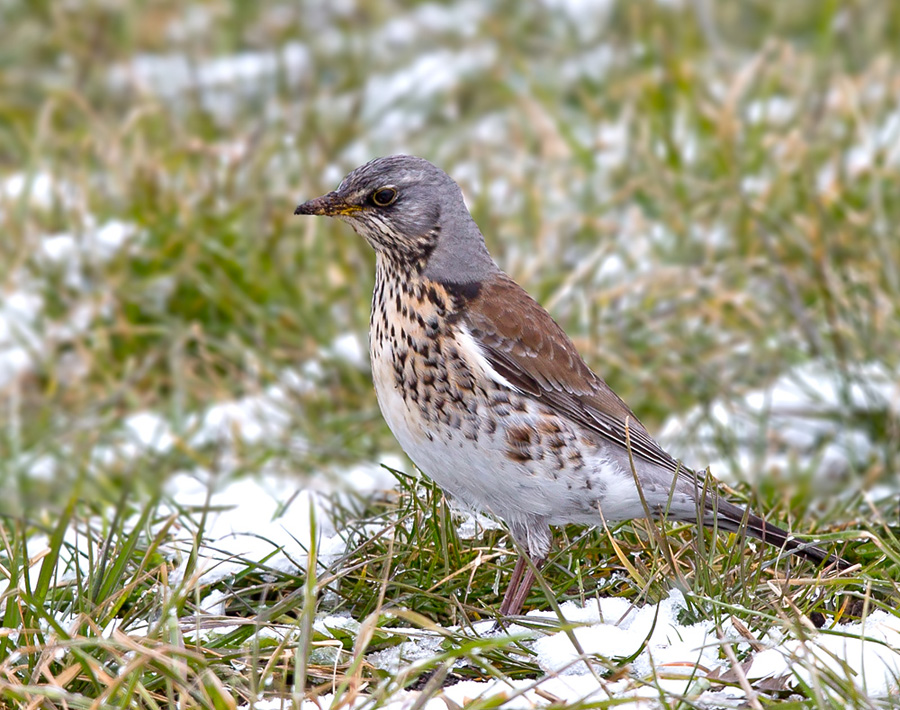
left=295, top=155, right=496, bottom=283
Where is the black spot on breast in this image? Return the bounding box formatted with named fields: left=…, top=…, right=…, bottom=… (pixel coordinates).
left=506, top=425, right=534, bottom=463
left=546, top=435, right=566, bottom=450
left=456, top=372, right=475, bottom=392
left=426, top=285, right=447, bottom=312
left=567, top=450, right=585, bottom=470
left=506, top=426, right=533, bottom=445
left=537, top=419, right=562, bottom=435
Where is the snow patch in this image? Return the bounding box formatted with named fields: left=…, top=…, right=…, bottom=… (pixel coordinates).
left=747, top=611, right=900, bottom=697
left=661, top=361, right=900, bottom=486
left=327, top=331, right=368, bottom=369
left=107, top=43, right=311, bottom=122
left=165, top=471, right=344, bottom=586
left=0, top=219, right=139, bottom=389
left=361, top=46, right=496, bottom=134
left=531, top=590, right=724, bottom=678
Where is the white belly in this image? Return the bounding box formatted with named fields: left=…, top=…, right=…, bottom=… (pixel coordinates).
left=370, top=331, right=638, bottom=527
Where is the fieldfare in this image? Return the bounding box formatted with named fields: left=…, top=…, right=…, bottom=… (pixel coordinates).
left=295, top=155, right=848, bottom=616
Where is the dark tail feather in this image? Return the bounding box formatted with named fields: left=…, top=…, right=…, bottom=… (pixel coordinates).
left=706, top=499, right=852, bottom=570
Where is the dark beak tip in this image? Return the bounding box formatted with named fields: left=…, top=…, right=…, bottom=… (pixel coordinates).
left=294, top=199, right=319, bottom=215
left=294, top=192, right=341, bottom=216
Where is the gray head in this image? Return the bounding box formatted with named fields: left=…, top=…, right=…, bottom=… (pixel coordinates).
left=295, top=155, right=497, bottom=284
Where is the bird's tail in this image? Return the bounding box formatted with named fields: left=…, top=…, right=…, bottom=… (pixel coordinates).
left=703, top=498, right=851, bottom=570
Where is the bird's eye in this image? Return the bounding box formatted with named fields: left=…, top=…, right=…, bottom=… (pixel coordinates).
left=371, top=187, right=398, bottom=206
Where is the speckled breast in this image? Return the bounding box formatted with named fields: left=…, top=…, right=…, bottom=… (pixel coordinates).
left=366, top=259, right=621, bottom=525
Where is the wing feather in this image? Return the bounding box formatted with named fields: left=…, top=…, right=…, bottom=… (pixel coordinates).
left=464, top=274, right=683, bottom=475
left=456, top=274, right=850, bottom=569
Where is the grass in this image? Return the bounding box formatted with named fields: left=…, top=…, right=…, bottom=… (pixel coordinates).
left=1, top=0, right=899, bottom=707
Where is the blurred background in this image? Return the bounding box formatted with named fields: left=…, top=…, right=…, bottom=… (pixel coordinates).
left=2, top=2, right=899, bottom=704
left=2, top=0, right=899, bottom=529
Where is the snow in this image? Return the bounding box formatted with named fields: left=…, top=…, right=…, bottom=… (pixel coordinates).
left=360, top=46, right=496, bottom=134
left=342, top=455, right=408, bottom=492
left=0, top=216, right=139, bottom=388
left=1, top=171, right=76, bottom=209
left=290, top=591, right=899, bottom=707
left=660, top=361, right=900, bottom=486
left=747, top=611, right=900, bottom=697
left=377, top=1, right=487, bottom=45
left=559, top=46, right=617, bottom=83
left=326, top=331, right=368, bottom=369
left=540, top=0, right=615, bottom=20
left=456, top=511, right=504, bottom=540
left=531, top=591, right=723, bottom=678
left=845, top=108, right=900, bottom=173
left=107, top=43, right=311, bottom=122
left=0, top=291, right=42, bottom=387
left=191, top=388, right=296, bottom=446
left=39, top=220, right=135, bottom=268
left=236, top=593, right=900, bottom=707
left=818, top=107, right=900, bottom=194
left=123, top=411, right=176, bottom=452
left=745, top=97, right=796, bottom=126
left=165, top=470, right=344, bottom=586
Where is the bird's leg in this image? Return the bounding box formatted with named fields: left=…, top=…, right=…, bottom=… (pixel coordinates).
left=498, top=554, right=546, bottom=617
left=498, top=554, right=527, bottom=616
left=506, top=566, right=536, bottom=617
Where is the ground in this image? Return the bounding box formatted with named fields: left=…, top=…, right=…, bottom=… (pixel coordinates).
left=1, top=1, right=899, bottom=708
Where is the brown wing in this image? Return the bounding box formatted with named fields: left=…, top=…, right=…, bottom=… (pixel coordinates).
left=461, top=275, right=853, bottom=569
left=464, top=273, right=682, bottom=475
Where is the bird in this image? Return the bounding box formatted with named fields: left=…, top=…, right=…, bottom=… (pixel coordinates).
left=294, top=154, right=849, bottom=616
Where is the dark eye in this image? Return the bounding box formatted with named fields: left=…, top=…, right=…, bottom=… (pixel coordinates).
left=371, top=187, right=398, bottom=206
